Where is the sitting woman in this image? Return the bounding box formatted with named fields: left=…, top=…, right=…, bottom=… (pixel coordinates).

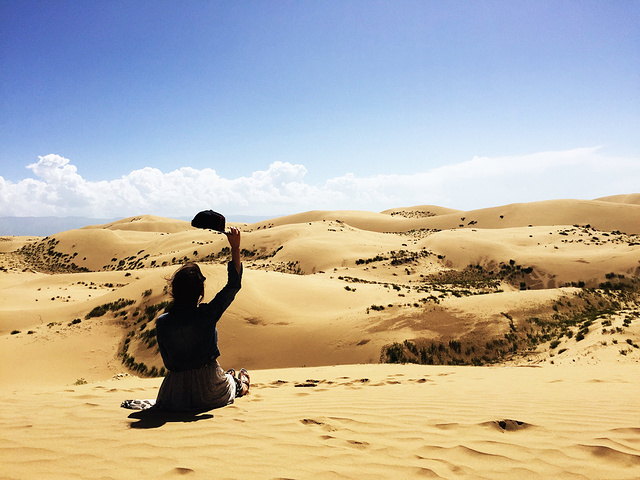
left=154, top=226, right=249, bottom=411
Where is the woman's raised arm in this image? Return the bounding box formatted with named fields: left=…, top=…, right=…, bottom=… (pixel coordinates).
left=225, top=226, right=242, bottom=274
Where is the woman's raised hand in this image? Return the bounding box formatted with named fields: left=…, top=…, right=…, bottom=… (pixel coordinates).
left=226, top=227, right=242, bottom=274
left=225, top=226, right=241, bottom=249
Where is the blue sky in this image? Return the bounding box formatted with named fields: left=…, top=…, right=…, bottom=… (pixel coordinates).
left=1, top=1, right=639, bottom=218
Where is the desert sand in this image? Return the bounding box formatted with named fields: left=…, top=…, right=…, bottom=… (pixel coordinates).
left=1, top=196, right=639, bottom=479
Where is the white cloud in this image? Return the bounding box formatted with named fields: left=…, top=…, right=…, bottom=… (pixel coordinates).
left=0, top=148, right=638, bottom=218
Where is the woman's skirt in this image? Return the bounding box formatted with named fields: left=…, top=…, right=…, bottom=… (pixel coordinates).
left=155, top=359, right=236, bottom=412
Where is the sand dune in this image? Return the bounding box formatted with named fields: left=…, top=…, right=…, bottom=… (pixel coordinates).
left=1, top=196, right=640, bottom=479
left=406, top=199, right=640, bottom=233
left=90, top=214, right=192, bottom=233
left=1, top=364, right=639, bottom=479
left=0, top=235, right=40, bottom=253
left=596, top=193, right=640, bottom=205
left=248, top=199, right=640, bottom=234
left=423, top=225, right=640, bottom=287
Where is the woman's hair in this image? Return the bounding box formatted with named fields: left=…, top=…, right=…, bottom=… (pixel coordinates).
left=169, top=262, right=206, bottom=307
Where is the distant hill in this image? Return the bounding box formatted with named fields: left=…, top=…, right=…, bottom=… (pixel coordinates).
left=0, top=214, right=276, bottom=236
left=0, top=217, right=117, bottom=236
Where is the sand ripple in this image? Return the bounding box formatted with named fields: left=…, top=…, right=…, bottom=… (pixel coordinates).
left=1, top=364, right=639, bottom=479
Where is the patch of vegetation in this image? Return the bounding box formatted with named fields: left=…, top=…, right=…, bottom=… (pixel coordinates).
left=390, top=249, right=434, bottom=266
left=116, top=298, right=172, bottom=377
left=423, top=264, right=501, bottom=288
left=120, top=352, right=166, bottom=378
left=202, top=245, right=280, bottom=266
left=142, top=300, right=172, bottom=323
left=85, top=298, right=136, bottom=319
left=339, top=276, right=379, bottom=285
left=381, top=282, right=640, bottom=366
left=266, top=261, right=304, bottom=275
left=356, top=255, right=388, bottom=265
left=355, top=248, right=433, bottom=267
left=18, top=237, right=90, bottom=273
left=139, top=327, right=157, bottom=348
left=389, top=210, right=437, bottom=219
left=367, top=305, right=386, bottom=313
left=416, top=263, right=510, bottom=298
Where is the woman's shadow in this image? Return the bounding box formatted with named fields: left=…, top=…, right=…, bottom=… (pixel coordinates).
left=127, top=407, right=214, bottom=429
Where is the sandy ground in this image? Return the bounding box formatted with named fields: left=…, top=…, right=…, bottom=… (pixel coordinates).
left=1, top=364, right=639, bottom=480
left=1, top=196, right=639, bottom=479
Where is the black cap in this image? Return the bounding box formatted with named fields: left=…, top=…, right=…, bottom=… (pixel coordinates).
left=191, top=210, right=226, bottom=232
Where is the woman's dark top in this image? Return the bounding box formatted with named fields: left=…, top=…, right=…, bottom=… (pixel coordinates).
left=156, top=262, right=242, bottom=372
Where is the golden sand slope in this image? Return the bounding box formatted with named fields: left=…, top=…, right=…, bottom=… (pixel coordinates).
left=596, top=193, right=640, bottom=205
left=1, top=364, right=639, bottom=480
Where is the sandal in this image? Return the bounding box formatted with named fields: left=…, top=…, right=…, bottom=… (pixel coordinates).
left=239, top=368, right=250, bottom=395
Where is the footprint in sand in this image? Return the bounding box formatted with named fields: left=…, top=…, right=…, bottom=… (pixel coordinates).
left=482, top=419, right=533, bottom=432
left=301, top=418, right=323, bottom=426
left=410, top=378, right=431, bottom=384
left=268, top=380, right=287, bottom=388
left=302, top=419, right=368, bottom=448
left=435, top=423, right=459, bottom=430
left=170, top=467, right=195, bottom=475
left=294, top=379, right=320, bottom=388
left=300, top=418, right=336, bottom=432
left=343, top=378, right=370, bottom=388
left=346, top=439, right=370, bottom=449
